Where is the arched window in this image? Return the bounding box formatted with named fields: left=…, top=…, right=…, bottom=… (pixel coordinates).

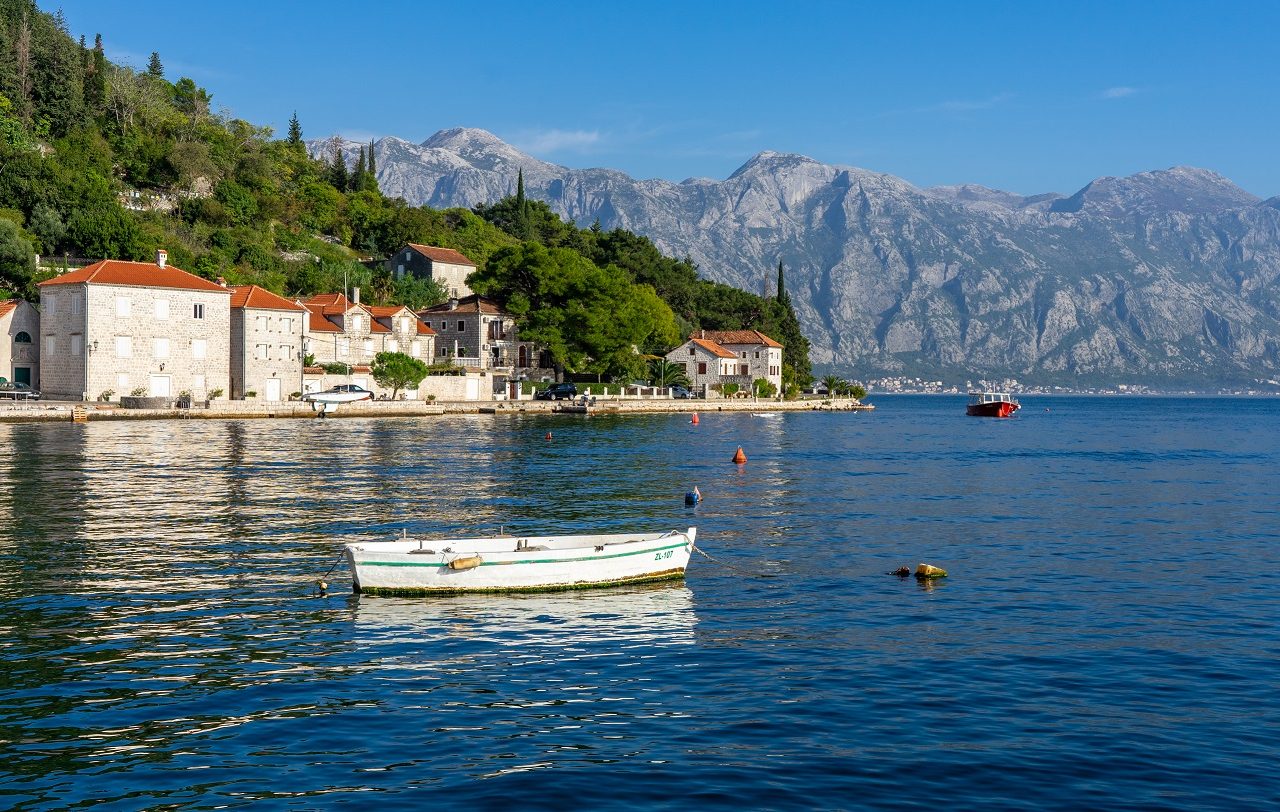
left=14, top=331, right=31, bottom=344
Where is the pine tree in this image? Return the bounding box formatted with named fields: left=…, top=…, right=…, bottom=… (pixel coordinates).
left=330, top=143, right=348, bottom=191
left=147, top=51, right=163, bottom=78
left=286, top=111, right=303, bottom=149
left=84, top=33, right=107, bottom=112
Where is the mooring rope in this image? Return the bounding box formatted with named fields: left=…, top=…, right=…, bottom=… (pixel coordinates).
left=691, top=543, right=777, bottom=578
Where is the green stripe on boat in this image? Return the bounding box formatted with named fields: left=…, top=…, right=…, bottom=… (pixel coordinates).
left=357, top=540, right=690, bottom=568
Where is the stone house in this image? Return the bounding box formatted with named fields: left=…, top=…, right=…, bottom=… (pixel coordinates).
left=417, top=294, right=542, bottom=370
left=301, top=291, right=436, bottom=397
left=385, top=243, right=476, bottom=298
left=229, top=285, right=307, bottom=401
left=37, top=251, right=231, bottom=401
left=1, top=299, right=40, bottom=388
left=665, top=329, right=784, bottom=395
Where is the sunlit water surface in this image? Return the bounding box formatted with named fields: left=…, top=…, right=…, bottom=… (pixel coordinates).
left=2, top=397, right=1278, bottom=810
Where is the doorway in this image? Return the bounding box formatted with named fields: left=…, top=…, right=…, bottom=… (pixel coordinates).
left=14, top=367, right=31, bottom=386
left=149, top=375, right=171, bottom=397
left=264, top=379, right=281, bottom=402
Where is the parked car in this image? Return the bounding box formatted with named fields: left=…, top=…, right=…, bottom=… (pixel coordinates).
left=534, top=382, right=578, bottom=400
left=670, top=385, right=694, bottom=399
left=0, top=381, right=40, bottom=400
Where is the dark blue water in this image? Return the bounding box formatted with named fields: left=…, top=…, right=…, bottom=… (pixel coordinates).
left=2, top=397, right=1278, bottom=810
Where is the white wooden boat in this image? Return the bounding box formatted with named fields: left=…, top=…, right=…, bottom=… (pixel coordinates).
left=345, top=527, right=696, bottom=595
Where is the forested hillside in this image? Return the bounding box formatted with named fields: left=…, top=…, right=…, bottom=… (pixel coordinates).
left=0, top=0, right=810, bottom=386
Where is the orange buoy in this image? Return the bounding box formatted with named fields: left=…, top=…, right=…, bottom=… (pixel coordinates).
left=732, top=446, right=747, bottom=464
left=691, top=413, right=699, bottom=425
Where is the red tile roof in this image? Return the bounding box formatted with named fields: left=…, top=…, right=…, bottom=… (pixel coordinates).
left=364, top=305, right=410, bottom=318
left=0, top=300, right=18, bottom=318
left=406, top=243, right=475, bottom=266
left=415, top=319, right=436, bottom=336
left=369, top=319, right=390, bottom=334
left=303, top=293, right=355, bottom=316
left=38, top=260, right=232, bottom=293
left=419, top=294, right=504, bottom=315
left=692, top=329, right=783, bottom=348
left=303, top=305, right=341, bottom=333
left=689, top=338, right=738, bottom=359
left=230, top=284, right=306, bottom=311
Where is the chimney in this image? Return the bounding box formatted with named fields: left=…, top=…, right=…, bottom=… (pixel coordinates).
left=352, top=286, right=361, bottom=305
left=216, top=276, right=227, bottom=287
left=156, top=248, right=168, bottom=268
left=448, top=297, right=458, bottom=310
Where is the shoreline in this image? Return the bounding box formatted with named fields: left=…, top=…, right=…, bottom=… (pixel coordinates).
left=0, top=397, right=873, bottom=424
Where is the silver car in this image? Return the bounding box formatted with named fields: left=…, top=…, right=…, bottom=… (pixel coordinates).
left=0, top=382, right=40, bottom=400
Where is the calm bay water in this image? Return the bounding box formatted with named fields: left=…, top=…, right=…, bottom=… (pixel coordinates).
left=1, top=396, right=1278, bottom=810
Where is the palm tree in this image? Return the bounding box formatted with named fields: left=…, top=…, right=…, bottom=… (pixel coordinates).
left=650, top=358, right=690, bottom=387
left=820, top=374, right=845, bottom=397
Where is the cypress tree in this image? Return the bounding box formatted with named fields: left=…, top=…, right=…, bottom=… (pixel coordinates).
left=330, top=144, right=348, bottom=191
left=776, top=260, right=788, bottom=305
left=366, top=139, right=377, bottom=189
left=147, top=51, right=163, bottom=78
left=515, top=168, right=532, bottom=240
left=354, top=145, right=367, bottom=189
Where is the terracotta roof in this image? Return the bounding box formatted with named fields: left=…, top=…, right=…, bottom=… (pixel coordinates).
left=303, top=305, right=341, bottom=333
left=419, top=294, right=504, bottom=315
left=303, top=293, right=355, bottom=316
left=364, top=305, right=410, bottom=318
left=38, top=259, right=232, bottom=294
left=230, top=285, right=306, bottom=311
left=369, top=318, right=390, bottom=334
left=0, top=300, right=18, bottom=318
left=692, top=329, right=783, bottom=348
left=405, top=243, right=475, bottom=266
left=415, top=319, right=436, bottom=336
left=689, top=338, right=738, bottom=359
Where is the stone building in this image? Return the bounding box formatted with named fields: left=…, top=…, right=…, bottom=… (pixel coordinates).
left=417, top=294, right=537, bottom=370
left=665, top=329, right=784, bottom=395
left=0, top=299, right=40, bottom=388
left=301, top=291, right=436, bottom=397
left=37, top=251, right=231, bottom=401
left=385, top=244, right=476, bottom=298
left=229, top=285, right=307, bottom=401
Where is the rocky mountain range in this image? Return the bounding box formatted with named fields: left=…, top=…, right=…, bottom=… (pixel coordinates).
left=312, top=129, right=1280, bottom=387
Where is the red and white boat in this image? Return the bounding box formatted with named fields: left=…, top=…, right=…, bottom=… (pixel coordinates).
left=966, top=391, right=1020, bottom=417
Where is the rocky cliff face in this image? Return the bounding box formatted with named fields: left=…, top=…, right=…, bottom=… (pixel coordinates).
left=311, top=130, right=1280, bottom=385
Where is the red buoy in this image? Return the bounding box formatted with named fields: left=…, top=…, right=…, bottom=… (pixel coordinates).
left=732, top=446, right=747, bottom=464
left=691, top=412, right=699, bottom=425
left=545, top=432, right=552, bottom=441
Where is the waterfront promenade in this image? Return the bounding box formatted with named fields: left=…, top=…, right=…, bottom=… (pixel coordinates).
left=0, top=397, right=872, bottom=423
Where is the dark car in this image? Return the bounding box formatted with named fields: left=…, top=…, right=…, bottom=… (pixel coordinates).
left=670, top=385, right=694, bottom=399
left=0, top=381, right=40, bottom=400
left=534, top=382, right=578, bottom=401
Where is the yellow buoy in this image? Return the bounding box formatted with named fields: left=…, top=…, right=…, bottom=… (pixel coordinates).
left=448, top=555, right=484, bottom=571
left=915, top=563, right=948, bottom=579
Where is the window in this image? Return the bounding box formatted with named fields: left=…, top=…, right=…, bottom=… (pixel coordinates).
left=117, top=373, right=129, bottom=390
left=71, top=335, right=84, bottom=356
left=350, top=315, right=362, bottom=332
left=405, top=251, right=412, bottom=260
left=193, top=374, right=205, bottom=391
left=399, top=317, right=410, bottom=333
left=689, top=347, right=694, bottom=355
left=397, top=264, right=404, bottom=277
left=279, top=344, right=293, bottom=361
left=154, top=299, right=170, bottom=320
left=440, top=347, right=448, bottom=357
left=115, top=336, right=131, bottom=357
left=14, top=331, right=30, bottom=343
left=193, top=303, right=205, bottom=319
left=740, top=364, right=749, bottom=375
left=154, top=337, right=170, bottom=358
left=411, top=341, right=420, bottom=357
left=362, top=338, right=373, bottom=353
left=255, top=344, right=270, bottom=360
left=387, top=339, right=398, bottom=353
left=755, top=351, right=760, bottom=359
left=71, top=297, right=82, bottom=315
left=338, top=338, right=349, bottom=356
left=698, top=362, right=707, bottom=375
left=44, top=296, right=56, bottom=315
left=740, top=352, right=746, bottom=358
left=424, top=321, right=432, bottom=329
left=256, top=315, right=269, bottom=331
left=458, top=320, right=465, bottom=332
left=281, top=317, right=293, bottom=334
left=116, top=296, right=131, bottom=317
left=192, top=339, right=207, bottom=360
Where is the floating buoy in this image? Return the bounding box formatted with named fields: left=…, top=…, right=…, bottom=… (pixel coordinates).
left=887, top=566, right=910, bottom=577
left=316, top=579, right=329, bottom=592
left=448, top=555, right=484, bottom=571
left=545, top=432, right=552, bottom=441
left=690, top=413, right=699, bottom=425
left=732, top=446, right=747, bottom=464
left=915, top=563, right=948, bottom=579
left=685, top=486, right=702, bottom=505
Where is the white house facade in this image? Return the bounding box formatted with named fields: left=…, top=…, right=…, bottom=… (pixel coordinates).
left=230, top=285, right=307, bottom=401
left=37, top=252, right=232, bottom=401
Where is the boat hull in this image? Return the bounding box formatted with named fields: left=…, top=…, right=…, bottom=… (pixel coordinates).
left=966, top=401, right=1019, bottom=417
left=345, top=528, right=696, bottom=596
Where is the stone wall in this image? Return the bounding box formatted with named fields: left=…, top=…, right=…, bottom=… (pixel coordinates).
left=2, top=300, right=40, bottom=386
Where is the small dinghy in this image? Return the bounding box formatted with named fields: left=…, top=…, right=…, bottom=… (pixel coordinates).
left=345, top=527, right=697, bottom=595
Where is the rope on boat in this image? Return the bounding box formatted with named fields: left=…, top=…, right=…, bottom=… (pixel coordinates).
left=690, top=543, right=777, bottom=578
left=313, top=550, right=346, bottom=593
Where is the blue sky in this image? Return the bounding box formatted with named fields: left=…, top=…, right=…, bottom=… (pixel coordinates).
left=43, top=0, right=1280, bottom=197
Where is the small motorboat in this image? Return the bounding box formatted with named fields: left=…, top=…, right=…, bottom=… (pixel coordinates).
left=966, top=391, right=1020, bottom=417
left=345, top=527, right=697, bottom=595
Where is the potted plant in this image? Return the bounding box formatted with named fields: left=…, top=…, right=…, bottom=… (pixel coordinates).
left=245, top=390, right=257, bottom=398
left=98, top=389, right=115, bottom=402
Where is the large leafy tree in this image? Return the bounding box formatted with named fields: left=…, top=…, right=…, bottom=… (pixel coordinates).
left=371, top=351, right=429, bottom=399
left=469, top=242, right=679, bottom=380
left=0, top=218, right=35, bottom=297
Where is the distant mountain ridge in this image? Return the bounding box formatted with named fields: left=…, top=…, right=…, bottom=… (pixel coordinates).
left=310, top=130, right=1280, bottom=386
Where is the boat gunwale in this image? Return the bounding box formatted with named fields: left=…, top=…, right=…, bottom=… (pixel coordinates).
left=349, top=537, right=692, bottom=568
